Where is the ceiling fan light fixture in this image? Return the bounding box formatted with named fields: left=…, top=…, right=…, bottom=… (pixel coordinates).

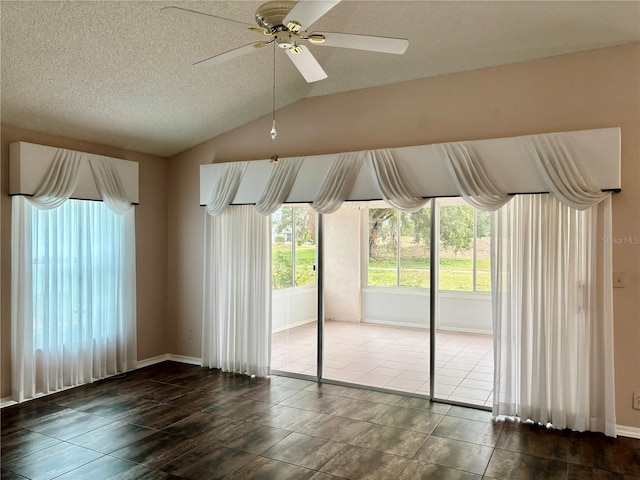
left=275, top=31, right=294, bottom=48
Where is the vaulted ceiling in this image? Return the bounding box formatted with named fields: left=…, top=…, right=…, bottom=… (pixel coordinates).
left=2, top=1, right=639, bottom=157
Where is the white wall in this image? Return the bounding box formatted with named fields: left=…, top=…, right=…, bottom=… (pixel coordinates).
left=438, top=293, right=492, bottom=333
left=362, top=288, right=430, bottom=328
left=324, top=205, right=362, bottom=322
left=272, top=287, right=317, bottom=333
left=362, top=288, right=492, bottom=332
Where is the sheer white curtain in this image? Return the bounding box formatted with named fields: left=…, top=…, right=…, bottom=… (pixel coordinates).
left=439, top=135, right=616, bottom=436
left=492, top=194, right=615, bottom=435
left=202, top=205, right=271, bottom=377
left=11, top=150, right=136, bottom=402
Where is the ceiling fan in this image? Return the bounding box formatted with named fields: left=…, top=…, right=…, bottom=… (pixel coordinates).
left=162, top=1, right=409, bottom=83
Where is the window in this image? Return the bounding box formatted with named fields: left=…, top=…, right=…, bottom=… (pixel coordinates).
left=367, top=203, right=431, bottom=288
left=31, top=199, right=128, bottom=348
left=11, top=195, right=136, bottom=400
left=438, top=200, right=491, bottom=292
left=271, top=205, right=316, bottom=289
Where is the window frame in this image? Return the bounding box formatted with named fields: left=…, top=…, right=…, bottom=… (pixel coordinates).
left=271, top=204, right=317, bottom=291
left=363, top=199, right=491, bottom=294
left=436, top=198, right=491, bottom=294
left=365, top=201, right=432, bottom=290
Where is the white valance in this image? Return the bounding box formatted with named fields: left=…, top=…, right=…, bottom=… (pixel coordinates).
left=436, top=142, right=510, bottom=211
left=206, top=161, right=247, bottom=216
left=311, top=151, right=364, bottom=214
left=254, top=157, right=304, bottom=216
left=29, top=148, right=82, bottom=210
left=365, top=149, right=428, bottom=212
left=10, top=142, right=139, bottom=207
left=88, top=155, right=133, bottom=215
left=523, top=133, right=610, bottom=210
left=200, top=127, right=620, bottom=215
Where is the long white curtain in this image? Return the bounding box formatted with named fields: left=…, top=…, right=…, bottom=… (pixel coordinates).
left=199, top=133, right=616, bottom=424
left=11, top=148, right=136, bottom=402
left=492, top=194, right=615, bottom=436
left=437, top=135, right=616, bottom=435
left=202, top=205, right=272, bottom=377
left=11, top=197, right=136, bottom=402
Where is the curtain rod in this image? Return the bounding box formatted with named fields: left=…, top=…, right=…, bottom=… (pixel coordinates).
left=9, top=193, right=140, bottom=206
left=198, top=188, right=621, bottom=207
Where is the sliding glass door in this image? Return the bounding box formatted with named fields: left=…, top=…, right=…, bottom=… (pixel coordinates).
left=434, top=199, right=493, bottom=406
left=270, top=205, right=318, bottom=376
left=270, top=199, right=493, bottom=408
left=320, top=201, right=432, bottom=394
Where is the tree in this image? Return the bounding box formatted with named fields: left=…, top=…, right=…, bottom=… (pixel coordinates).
left=272, top=206, right=316, bottom=245
left=407, top=209, right=431, bottom=247
left=440, top=205, right=474, bottom=254
left=368, top=209, right=396, bottom=259
left=476, top=209, right=491, bottom=238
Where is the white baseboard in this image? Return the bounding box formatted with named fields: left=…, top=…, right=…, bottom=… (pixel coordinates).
left=137, top=354, right=202, bottom=368
left=363, top=318, right=429, bottom=329
left=272, top=318, right=316, bottom=333
left=136, top=354, right=170, bottom=368
left=436, top=325, right=493, bottom=335
left=617, top=424, right=640, bottom=439
left=167, top=354, right=201, bottom=366
left=1, top=396, right=17, bottom=408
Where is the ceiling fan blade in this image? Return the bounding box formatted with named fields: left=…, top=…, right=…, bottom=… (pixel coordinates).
left=283, top=0, right=341, bottom=30
left=194, top=42, right=268, bottom=67
left=311, top=32, right=409, bottom=55
left=162, top=6, right=257, bottom=31
left=285, top=46, right=328, bottom=83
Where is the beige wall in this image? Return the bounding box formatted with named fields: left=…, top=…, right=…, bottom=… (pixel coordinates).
left=1, top=125, right=169, bottom=398
left=324, top=205, right=362, bottom=323
left=169, top=43, right=640, bottom=428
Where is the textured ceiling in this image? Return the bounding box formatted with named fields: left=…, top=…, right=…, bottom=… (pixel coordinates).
left=2, top=1, right=639, bottom=157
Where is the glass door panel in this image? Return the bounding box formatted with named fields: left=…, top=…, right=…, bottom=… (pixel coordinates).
left=434, top=199, right=494, bottom=407
left=271, top=205, right=318, bottom=377
left=323, top=202, right=431, bottom=394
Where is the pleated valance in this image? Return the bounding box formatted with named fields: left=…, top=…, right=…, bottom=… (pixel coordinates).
left=10, top=141, right=139, bottom=208
left=200, top=127, right=620, bottom=215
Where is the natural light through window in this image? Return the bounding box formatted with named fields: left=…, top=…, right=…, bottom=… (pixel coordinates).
left=438, top=200, right=491, bottom=292
left=271, top=205, right=316, bottom=290
left=367, top=202, right=432, bottom=288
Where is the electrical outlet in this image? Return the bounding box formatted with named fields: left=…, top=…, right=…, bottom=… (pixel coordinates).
left=613, top=272, right=624, bottom=288
left=188, top=328, right=194, bottom=339
left=634, top=391, right=640, bottom=410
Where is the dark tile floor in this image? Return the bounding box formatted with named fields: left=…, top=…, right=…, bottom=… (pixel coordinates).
left=1, top=361, right=639, bottom=480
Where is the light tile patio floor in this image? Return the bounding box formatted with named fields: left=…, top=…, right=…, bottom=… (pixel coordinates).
left=272, top=320, right=494, bottom=407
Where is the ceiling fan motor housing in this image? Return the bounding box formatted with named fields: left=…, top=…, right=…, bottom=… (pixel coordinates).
left=255, top=1, right=297, bottom=31
left=274, top=30, right=295, bottom=49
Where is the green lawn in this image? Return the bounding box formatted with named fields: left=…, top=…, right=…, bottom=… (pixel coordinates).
left=272, top=244, right=316, bottom=289
left=272, top=244, right=491, bottom=291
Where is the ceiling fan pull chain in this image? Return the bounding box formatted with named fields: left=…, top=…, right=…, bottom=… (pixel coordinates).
left=270, top=41, right=278, bottom=141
